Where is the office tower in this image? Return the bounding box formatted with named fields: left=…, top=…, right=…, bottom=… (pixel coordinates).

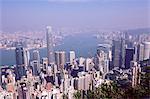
left=125, top=48, right=134, bottom=69
left=16, top=45, right=25, bottom=66
left=31, top=50, right=40, bottom=75
left=46, top=26, right=54, bottom=65
left=112, top=40, right=121, bottom=69
left=137, top=43, right=144, bottom=61
left=112, top=39, right=125, bottom=69
left=24, top=49, right=30, bottom=67
left=55, top=51, right=66, bottom=71
left=131, top=61, right=141, bottom=87
left=15, top=45, right=26, bottom=80
left=120, top=39, right=126, bottom=68
left=143, top=42, right=150, bottom=60
left=69, top=51, right=75, bottom=65
left=30, top=60, right=40, bottom=76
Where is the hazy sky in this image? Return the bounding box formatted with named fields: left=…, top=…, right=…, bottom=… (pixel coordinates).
left=0, top=0, right=150, bottom=32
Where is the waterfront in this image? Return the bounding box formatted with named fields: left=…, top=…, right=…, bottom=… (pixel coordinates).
left=0, top=33, right=101, bottom=66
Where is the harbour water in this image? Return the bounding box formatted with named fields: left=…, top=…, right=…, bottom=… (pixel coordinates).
left=0, top=33, right=102, bottom=66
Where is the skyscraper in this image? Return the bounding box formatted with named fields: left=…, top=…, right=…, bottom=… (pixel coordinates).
left=69, top=51, right=75, bottom=65
left=59, top=51, right=66, bottom=71
left=24, top=49, right=30, bottom=67
left=111, top=39, right=126, bottom=69
left=131, top=61, right=141, bottom=88
left=112, top=40, right=120, bottom=69
left=95, top=50, right=109, bottom=74
left=16, top=45, right=25, bottom=66
left=55, top=51, right=60, bottom=68
left=15, top=45, right=26, bottom=80
left=30, top=60, right=40, bottom=76
left=120, top=39, right=126, bottom=68
left=143, top=42, right=150, bottom=60
left=46, top=26, right=54, bottom=65
left=125, top=48, right=134, bottom=69
left=85, top=58, right=92, bottom=71
left=30, top=50, right=41, bottom=76
left=55, top=51, right=66, bottom=71
left=137, top=43, right=144, bottom=61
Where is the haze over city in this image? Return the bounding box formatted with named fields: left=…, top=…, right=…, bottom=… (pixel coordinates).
left=1, top=0, right=150, bottom=32
left=0, top=0, right=150, bottom=99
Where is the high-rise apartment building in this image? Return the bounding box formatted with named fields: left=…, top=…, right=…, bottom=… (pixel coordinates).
left=69, top=51, right=75, bottom=65
left=131, top=61, right=141, bottom=88
left=137, top=43, right=144, bottom=61
left=143, top=42, right=150, bottom=60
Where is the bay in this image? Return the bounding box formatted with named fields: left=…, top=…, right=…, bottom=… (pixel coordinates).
left=0, top=33, right=101, bottom=66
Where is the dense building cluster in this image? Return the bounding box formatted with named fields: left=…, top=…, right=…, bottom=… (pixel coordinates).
left=0, top=26, right=150, bottom=99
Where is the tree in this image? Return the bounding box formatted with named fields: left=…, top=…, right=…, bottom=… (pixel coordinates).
left=86, top=89, right=95, bottom=99
left=62, top=94, right=68, bottom=99
left=74, top=90, right=81, bottom=99
left=75, top=66, right=150, bottom=99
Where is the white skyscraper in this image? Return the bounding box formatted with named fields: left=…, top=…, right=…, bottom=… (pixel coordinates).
left=95, top=50, right=109, bottom=74
left=24, top=49, right=30, bottom=67
left=137, top=43, right=144, bottom=61
left=143, top=42, right=150, bottom=60
left=69, top=51, right=75, bottom=65
left=46, top=26, right=54, bottom=65
left=78, top=57, right=85, bottom=66
left=85, top=58, right=92, bottom=71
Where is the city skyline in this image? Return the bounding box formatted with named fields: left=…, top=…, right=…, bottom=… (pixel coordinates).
left=0, top=1, right=150, bottom=99
left=1, top=0, right=150, bottom=32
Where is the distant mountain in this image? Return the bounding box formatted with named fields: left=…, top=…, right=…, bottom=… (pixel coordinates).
left=124, top=28, right=150, bottom=35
